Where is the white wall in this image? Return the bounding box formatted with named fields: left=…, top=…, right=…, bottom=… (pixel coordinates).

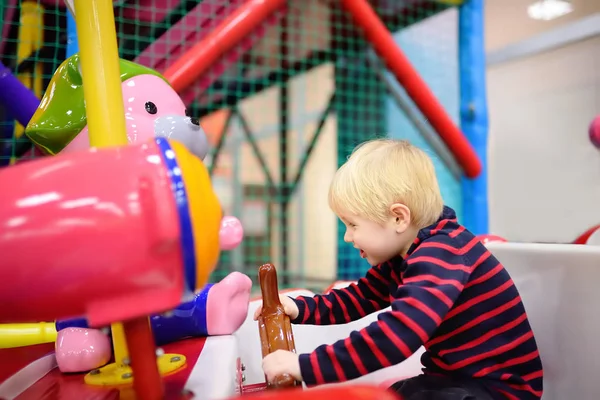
left=487, top=35, right=600, bottom=242
left=485, top=0, right=600, bottom=51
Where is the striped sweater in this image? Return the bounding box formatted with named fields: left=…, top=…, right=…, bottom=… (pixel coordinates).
left=292, top=206, right=543, bottom=399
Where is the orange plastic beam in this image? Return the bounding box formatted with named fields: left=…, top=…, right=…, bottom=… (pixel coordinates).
left=339, top=0, right=482, bottom=178
left=164, top=0, right=286, bottom=93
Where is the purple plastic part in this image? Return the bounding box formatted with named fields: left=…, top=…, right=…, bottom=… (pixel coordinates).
left=0, top=60, right=40, bottom=127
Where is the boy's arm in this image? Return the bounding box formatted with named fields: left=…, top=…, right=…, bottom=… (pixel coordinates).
left=297, top=236, right=477, bottom=385
left=290, top=261, right=395, bottom=325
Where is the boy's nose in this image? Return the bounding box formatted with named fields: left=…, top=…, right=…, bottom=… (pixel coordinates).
left=343, top=230, right=352, bottom=243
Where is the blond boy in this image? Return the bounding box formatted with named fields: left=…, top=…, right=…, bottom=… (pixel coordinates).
left=256, top=139, right=543, bottom=399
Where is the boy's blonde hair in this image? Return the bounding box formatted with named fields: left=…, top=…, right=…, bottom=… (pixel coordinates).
left=328, top=138, right=444, bottom=229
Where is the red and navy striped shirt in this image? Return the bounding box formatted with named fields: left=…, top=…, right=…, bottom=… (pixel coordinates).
left=292, top=206, right=543, bottom=399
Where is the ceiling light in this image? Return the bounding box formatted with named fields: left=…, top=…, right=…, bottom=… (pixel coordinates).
left=528, top=0, right=573, bottom=21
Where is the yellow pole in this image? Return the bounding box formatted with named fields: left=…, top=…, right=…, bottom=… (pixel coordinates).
left=13, top=1, right=43, bottom=142
left=109, top=321, right=129, bottom=367
left=0, top=322, right=57, bottom=349
left=71, top=0, right=129, bottom=366
left=14, top=2, right=36, bottom=105
left=31, top=4, right=44, bottom=101
left=73, top=0, right=128, bottom=148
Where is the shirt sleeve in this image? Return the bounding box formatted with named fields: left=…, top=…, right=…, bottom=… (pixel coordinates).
left=290, top=261, right=395, bottom=325
left=298, top=235, right=474, bottom=385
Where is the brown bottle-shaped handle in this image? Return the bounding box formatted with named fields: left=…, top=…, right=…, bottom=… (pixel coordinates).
left=257, top=263, right=300, bottom=389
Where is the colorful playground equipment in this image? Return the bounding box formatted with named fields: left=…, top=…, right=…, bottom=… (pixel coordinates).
left=0, top=0, right=492, bottom=279
left=0, top=0, right=483, bottom=398
left=135, top=0, right=284, bottom=107
left=2, top=0, right=599, bottom=399
left=0, top=0, right=245, bottom=399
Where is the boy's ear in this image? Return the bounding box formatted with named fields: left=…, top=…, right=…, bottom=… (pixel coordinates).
left=389, top=203, right=411, bottom=234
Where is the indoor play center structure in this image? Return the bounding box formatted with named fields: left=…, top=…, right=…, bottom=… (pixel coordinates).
left=1, top=0, right=600, bottom=399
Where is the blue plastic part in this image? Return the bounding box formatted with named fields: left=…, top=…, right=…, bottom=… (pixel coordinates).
left=66, top=11, right=79, bottom=58
left=459, top=0, right=489, bottom=235
left=150, top=283, right=213, bottom=345
left=56, top=284, right=214, bottom=346
left=55, top=317, right=88, bottom=331
left=0, top=61, right=41, bottom=165
left=155, top=137, right=197, bottom=293
left=2, top=4, right=77, bottom=164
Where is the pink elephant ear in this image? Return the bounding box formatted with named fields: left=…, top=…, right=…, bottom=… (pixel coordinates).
left=25, top=54, right=87, bottom=155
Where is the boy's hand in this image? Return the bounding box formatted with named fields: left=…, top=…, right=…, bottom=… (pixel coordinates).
left=262, top=350, right=302, bottom=384
left=253, top=294, right=300, bottom=320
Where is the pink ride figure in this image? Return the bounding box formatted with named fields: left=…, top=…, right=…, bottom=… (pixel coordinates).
left=0, top=139, right=215, bottom=324
left=476, top=234, right=507, bottom=245
left=25, top=53, right=209, bottom=160
left=20, top=53, right=250, bottom=373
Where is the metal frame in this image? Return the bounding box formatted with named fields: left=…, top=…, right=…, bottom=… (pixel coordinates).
left=279, top=13, right=290, bottom=284
left=192, top=50, right=334, bottom=119
left=208, top=85, right=337, bottom=284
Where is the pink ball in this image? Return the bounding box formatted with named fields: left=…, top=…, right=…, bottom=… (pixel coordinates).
left=55, top=328, right=111, bottom=373
left=477, top=234, right=507, bottom=245
left=219, top=216, right=244, bottom=251
left=589, top=115, right=600, bottom=149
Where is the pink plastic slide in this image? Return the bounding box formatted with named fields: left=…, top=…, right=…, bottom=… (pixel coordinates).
left=121, top=0, right=183, bottom=23
left=134, top=0, right=284, bottom=104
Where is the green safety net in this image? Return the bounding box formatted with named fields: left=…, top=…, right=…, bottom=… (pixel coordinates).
left=0, top=0, right=461, bottom=291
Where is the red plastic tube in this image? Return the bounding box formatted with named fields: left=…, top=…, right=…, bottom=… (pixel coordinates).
left=164, top=0, right=286, bottom=93
left=573, top=224, right=600, bottom=244
left=339, top=0, right=482, bottom=178
left=241, top=385, right=402, bottom=400
left=124, top=317, right=163, bottom=400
